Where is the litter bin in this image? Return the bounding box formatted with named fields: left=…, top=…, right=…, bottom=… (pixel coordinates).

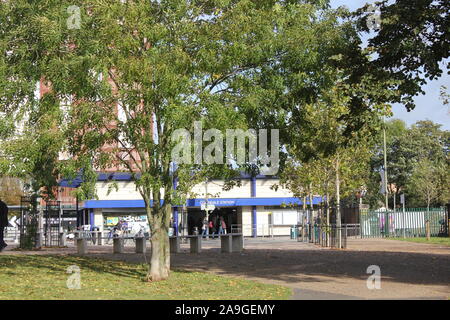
left=290, top=226, right=298, bottom=239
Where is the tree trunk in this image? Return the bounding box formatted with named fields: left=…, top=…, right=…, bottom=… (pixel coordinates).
left=146, top=205, right=171, bottom=282
left=302, top=196, right=307, bottom=240
left=309, top=184, right=314, bottom=243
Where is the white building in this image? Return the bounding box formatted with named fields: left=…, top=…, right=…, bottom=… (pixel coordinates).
left=61, top=173, right=321, bottom=237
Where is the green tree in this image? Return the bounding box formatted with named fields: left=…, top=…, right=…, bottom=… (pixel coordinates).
left=0, top=96, right=63, bottom=201
left=0, top=177, right=24, bottom=206
left=408, top=158, right=448, bottom=210
left=281, top=87, right=375, bottom=248
left=1, top=0, right=364, bottom=280
left=368, top=119, right=449, bottom=208
left=355, top=0, right=450, bottom=111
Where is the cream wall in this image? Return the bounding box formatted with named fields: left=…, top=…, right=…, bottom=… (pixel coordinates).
left=189, top=180, right=252, bottom=199
left=241, top=206, right=253, bottom=236
left=95, top=181, right=170, bottom=200
left=255, top=179, right=294, bottom=197
left=95, top=180, right=253, bottom=201
left=93, top=208, right=104, bottom=231
left=238, top=206, right=293, bottom=237
left=95, top=178, right=294, bottom=201
left=96, top=181, right=141, bottom=200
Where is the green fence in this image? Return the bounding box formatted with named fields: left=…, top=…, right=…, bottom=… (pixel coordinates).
left=360, top=207, right=448, bottom=238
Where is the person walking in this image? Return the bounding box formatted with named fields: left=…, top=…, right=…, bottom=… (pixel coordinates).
left=168, top=218, right=174, bottom=237
left=201, top=218, right=209, bottom=238
left=221, top=217, right=227, bottom=235
left=218, top=217, right=227, bottom=235
left=0, top=199, right=9, bottom=252
left=209, top=220, right=216, bottom=239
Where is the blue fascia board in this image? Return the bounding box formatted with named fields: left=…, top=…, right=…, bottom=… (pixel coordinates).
left=59, top=171, right=140, bottom=188
left=84, top=197, right=322, bottom=209
left=58, top=178, right=83, bottom=188
left=85, top=200, right=147, bottom=209
left=60, top=171, right=274, bottom=188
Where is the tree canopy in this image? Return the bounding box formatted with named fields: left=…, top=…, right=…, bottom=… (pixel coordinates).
left=355, top=0, right=450, bottom=111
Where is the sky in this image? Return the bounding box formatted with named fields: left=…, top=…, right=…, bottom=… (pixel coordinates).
left=329, top=0, right=450, bottom=130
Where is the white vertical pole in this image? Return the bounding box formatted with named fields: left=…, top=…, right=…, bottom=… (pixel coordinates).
left=402, top=194, right=406, bottom=238
left=393, top=193, right=396, bottom=236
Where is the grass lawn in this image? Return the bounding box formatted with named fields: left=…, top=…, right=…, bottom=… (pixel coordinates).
left=387, top=237, right=450, bottom=247
left=0, top=255, right=291, bottom=300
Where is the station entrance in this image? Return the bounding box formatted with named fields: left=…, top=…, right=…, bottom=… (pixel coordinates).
left=187, top=207, right=238, bottom=235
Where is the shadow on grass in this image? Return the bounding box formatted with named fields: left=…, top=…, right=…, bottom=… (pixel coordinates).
left=0, top=255, right=148, bottom=281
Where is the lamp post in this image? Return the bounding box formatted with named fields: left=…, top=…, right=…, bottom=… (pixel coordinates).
left=383, top=119, right=389, bottom=210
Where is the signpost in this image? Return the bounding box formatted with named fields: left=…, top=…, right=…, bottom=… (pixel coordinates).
left=201, top=203, right=215, bottom=212
left=203, top=180, right=214, bottom=237
left=382, top=118, right=389, bottom=211
left=357, top=186, right=367, bottom=207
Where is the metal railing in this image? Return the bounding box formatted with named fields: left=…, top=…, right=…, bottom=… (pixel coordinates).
left=297, top=224, right=348, bottom=249
left=4, top=228, right=20, bottom=243
left=360, top=207, right=448, bottom=238
left=231, top=224, right=276, bottom=237
left=5, top=227, right=68, bottom=247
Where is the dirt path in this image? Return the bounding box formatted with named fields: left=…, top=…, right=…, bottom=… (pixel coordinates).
left=3, top=238, right=449, bottom=300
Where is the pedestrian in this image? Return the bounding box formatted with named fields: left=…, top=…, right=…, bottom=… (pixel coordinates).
left=172, top=219, right=178, bottom=235
left=209, top=220, right=216, bottom=239
left=0, top=199, right=9, bottom=252
left=122, top=219, right=129, bottom=232
left=201, top=218, right=209, bottom=238
left=91, top=226, right=99, bottom=245
left=221, top=217, right=227, bottom=235
left=168, top=219, right=174, bottom=237
left=218, top=217, right=227, bottom=235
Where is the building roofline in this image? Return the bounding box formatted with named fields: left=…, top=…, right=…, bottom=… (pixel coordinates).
left=59, top=171, right=279, bottom=188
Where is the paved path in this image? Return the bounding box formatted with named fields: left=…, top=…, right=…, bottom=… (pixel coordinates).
left=347, top=238, right=450, bottom=255
left=3, top=237, right=449, bottom=300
